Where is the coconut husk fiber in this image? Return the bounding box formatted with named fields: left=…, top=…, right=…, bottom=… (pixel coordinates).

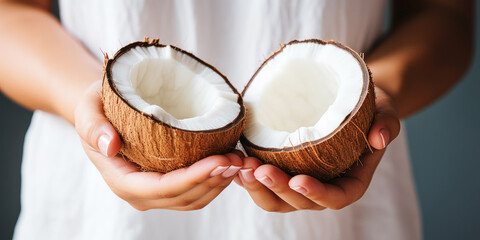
left=102, top=38, right=246, bottom=172
left=240, top=39, right=376, bottom=182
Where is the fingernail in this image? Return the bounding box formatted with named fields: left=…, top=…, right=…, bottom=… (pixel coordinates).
left=257, top=176, right=273, bottom=187
left=379, top=128, right=389, bottom=149
left=240, top=168, right=255, bottom=183
left=291, top=186, right=308, bottom=195
left=222, top=165, right=241, bottom=178
left=210, top=166, right=229, bottom=177
left=98, top=134, right=111, bottom=157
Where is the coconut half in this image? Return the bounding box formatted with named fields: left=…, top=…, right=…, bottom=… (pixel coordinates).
left=241, top=39, right=375, bottom=181
left=102, top=38, right=246, bottom=172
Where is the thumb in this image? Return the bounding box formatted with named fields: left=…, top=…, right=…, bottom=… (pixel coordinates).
left=368, top=87, right=401, bottom=150
left=75, top=81, right=121, bottom=157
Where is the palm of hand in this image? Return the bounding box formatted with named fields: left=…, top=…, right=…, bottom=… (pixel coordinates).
left=75, top=81, right=243, bottom=211
left=234, top=87, right=400, bottom=212
left=76, top=82, right=398, bottom=212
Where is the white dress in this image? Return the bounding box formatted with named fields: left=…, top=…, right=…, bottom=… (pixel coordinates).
left=14, top=0, right=422, bottom=239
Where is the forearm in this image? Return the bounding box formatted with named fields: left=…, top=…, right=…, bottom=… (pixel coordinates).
left=366, top=3, right=473, bottom=118
left=0, top=2, right=102, bottom=124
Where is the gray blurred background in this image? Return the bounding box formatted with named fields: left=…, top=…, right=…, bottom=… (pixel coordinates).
left=1, top=1, right=479, bottom=239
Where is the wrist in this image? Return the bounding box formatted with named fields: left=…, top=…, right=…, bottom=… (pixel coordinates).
left=53, top=65, right=102, bottom=125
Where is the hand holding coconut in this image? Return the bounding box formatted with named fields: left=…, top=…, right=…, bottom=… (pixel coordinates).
left=232, top=40, right=401, bottom=211
left=75, top=82, right=243, bottom=211
left=94, top=38, right=399, bottom=212
left=237, top=87, right=400, bottom=212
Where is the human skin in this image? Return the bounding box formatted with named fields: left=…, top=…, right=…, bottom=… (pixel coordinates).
left=0, top=0, right=473, bottom=211
left=235, top=0, right=474, bottom=212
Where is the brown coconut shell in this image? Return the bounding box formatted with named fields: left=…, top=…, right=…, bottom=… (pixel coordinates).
left=102, top=38, right=246, bottom=173
left=240, top=39, right=375, bottom=182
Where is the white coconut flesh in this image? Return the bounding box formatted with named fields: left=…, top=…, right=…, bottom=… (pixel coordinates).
left=243, top=42, right=367, bottom=148
left=111, top=45, right=241, bottom=131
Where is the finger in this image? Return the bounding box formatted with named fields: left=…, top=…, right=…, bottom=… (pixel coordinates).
left=239, top=157, right=295, bottom=212
left=225, top=151, right=245, bottom=186
left=289, top=149, right=385, bottom=209
left=136, top=156, right=242, bottom=210
left=170, top=182, right=230, bottom=211
left=168, top=174, right=236, bottom=211
left=254, top=165, right=321, bottom=210
left=84, top=145, right=234, bottom=200
left=224, top=152, right=244, bottom=177
left=140, top=168, right=238, bottom=210
left=186, top=181, right=231, bottom=210
left=124, top=155, right=237, bottom=199
left=81, top=140, right=140, bottom=178
left=230, top=149, right=245, bottom=159
left=75, top=81, right=121, bottom=157
left=368, top=88, right=401, bottom=150
left=177, top=164, right=239, bottom=206
left=233, top=175, right=243, bottom=187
